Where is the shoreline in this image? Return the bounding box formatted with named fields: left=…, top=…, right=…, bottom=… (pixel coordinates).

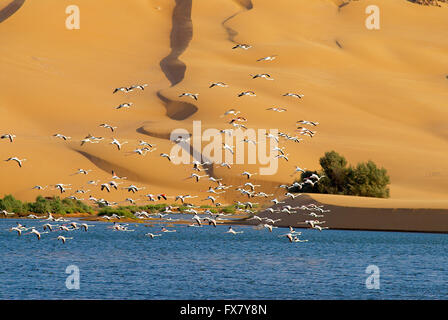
left=2, top=194, right=448, bottom=234
left=252, top=195, right=448, bottom=234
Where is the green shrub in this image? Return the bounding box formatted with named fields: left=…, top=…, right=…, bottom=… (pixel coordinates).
left=98, top=207, right=135, bottom=218
left=0, top=195, right=93, bottom=214
left=0, top=194, right=24, bottom=213
left=291, top=151, right=390, bottom=198
left=221, top=206, right=235, bottom=214
left=345, top=160, right=390, bottom=198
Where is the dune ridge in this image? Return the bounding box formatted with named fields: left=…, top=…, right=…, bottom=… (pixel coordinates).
left=221, top=0, right=253, bottom=43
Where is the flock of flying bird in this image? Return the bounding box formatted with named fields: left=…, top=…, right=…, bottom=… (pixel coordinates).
left=6, top=213, right=94, bottom=243
left=1, top=42, right=330, bottom=244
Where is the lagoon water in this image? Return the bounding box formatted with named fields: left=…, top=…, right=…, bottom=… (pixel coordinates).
left=0, top=218, right=447, bottom=300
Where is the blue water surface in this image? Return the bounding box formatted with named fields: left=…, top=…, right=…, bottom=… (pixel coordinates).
left=0, top=218, right=447, bottom=299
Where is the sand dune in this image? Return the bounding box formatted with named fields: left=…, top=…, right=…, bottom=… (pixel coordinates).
left=0, top=0, right=447, bottom=211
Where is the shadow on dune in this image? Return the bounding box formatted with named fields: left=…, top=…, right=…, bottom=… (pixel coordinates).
left=233, top=0, right=253, bottom=10
left=157, top=91, right=197, bottom=121
left=222, top=0, right=253, bottom=43
left=0, top=0, right=26, bottom=23
left=160, top=0, right=193, bottom=87
left=136, top=126, right=171, bottom=140
left=73, top=150, right=154, bottom=184
left=158, top=0, right=197, bottom=120
left=151, top=0, right=217, bottom=179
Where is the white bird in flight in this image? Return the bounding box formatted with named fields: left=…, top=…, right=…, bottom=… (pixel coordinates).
left=220, top=162, right=232, bottom=169
left=130, top=147, right=153, bottom=156
left=100, top=183, right=111, bottom=192
left=250, top=73, right=274, bottom=80
left=26, top=228, right=47, bottom=240
left=112, top=170, right=127, bottom=180
left=209, top=82, right=228, bottom=88
left=116, top=103, right=133, bottom=110
left=187, top=173, right=207, bottom=182
left=160, top=153, right=172, bottom=162
left=74, top=168, right=91, bottom=175
left=297, top=120, right=319, bottom=126
left=283, top=93, right=304, bottom=99
left=265, top=133, right=279, bottom=142
left=57, top=235, right=73, bottom=244
left=266, top=107, right=287, bottom=112
left=139, top=140, right=156, bottom=148
left=179, top=93, right=198, bottom=100
left=10, top=226, right=24, bottom=236
left=222, top=144, right=234, bottom=154
left=238, top=91, right=256, bottom=97
left=271, top=198, right=285, bottom=205
left=123, top=184, right=145, bottom=193
left=80, top=137, right=99, bottom=146
left=146, top=233, right=162, bottom=239
left=221, top=109, right=240, bottom=118
left=242, top=171, right=257, bottom=179
left=192, top=214, right=202, bottom=226
left=276, top=154, right=289, bottom=161
left=5, top=157, right=26, bottom=168
left=1, top=133, right=16, bottom=142
left=110, top=138, right=128, bottom=150
left=113, top=87, right=131, bottom=94
left=243, top=182, right=260, bottom=191
left=54, top=183, right=71, bottom=193
left=99, top=123, right=117, bottom=132
left=129, top=84, right=148, bottom=91
left=219, top=129, right=232, bottom=135
left=293, top=166, right=307, bottom=174
left=80, top=223, right=93, bottom=232
left=313, top=225, right=329, bottom=231
left=226, top=226, right=243, bottom=234
left=202, top=196, right=218, bottom=204
left=32, top=185, right=47, bottom=190
left=257, top=55, right=277, bottom=62
left=53, top=133, right=71, bottom=140
left=232, top=43, right=251, bottom=50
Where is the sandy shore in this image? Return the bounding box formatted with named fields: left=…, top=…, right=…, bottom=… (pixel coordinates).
left=237, top=194, right=448, bottom=234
